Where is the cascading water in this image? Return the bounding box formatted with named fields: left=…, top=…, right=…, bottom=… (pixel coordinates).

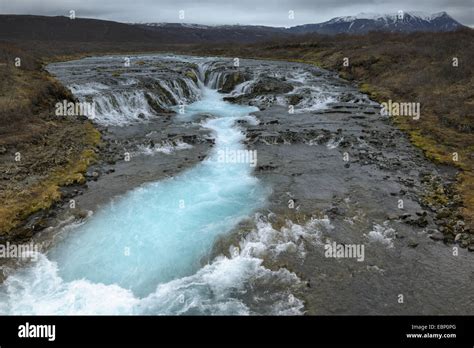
left=53, top=56, right=204, bottom=126
left=0, top=58, right=307, bottom=315
left=47, top=87, right=266, bottom=297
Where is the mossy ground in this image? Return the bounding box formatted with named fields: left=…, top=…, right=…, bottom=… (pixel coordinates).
left=0, top=43, right=102, bottom=236
left=0, top=122, right=101, bottom=235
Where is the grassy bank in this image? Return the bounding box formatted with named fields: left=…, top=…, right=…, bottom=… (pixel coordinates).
left=176, top=29, right=474, bottom=233
left=0, top=42, right=101, bottom=238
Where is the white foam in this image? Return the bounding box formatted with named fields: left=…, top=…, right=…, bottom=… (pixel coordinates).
left=137, top=140, right=193, bottom=155
left=365, top=222, right=396, bottom=248
left=288, top=86, right=338, bottom=112
left=327, top=137, right=344, bottom=149
left=0, top=254, right=139, bottom=315
left=137, top=252, right=303, bottom=315
left=240, top=216, right=330, bottom=260
left=0, top=215, right=320, bottom=315
left=69, top=82, right=110, bottom=95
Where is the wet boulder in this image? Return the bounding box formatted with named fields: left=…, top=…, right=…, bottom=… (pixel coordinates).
left=219, top=71, right=248, bottom=93
left=250, top=76, right=294, bottom=95
left=223, top=95, right=247, bottom=104
left=287, top=94, right=304, bottom=106
left=144, top=93, right=170, bottom=114
left=184, top=70, right=198, bottom=83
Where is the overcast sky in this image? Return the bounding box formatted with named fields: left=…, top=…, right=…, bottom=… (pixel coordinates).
left=1, top=0, right=472, bottom=27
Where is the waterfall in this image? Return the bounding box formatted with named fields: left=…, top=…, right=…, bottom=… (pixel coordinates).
left=92, top=91, right=154, bottom=125
left=0, top=81, right=306, bottom=315
left=62, top=63, right=207, bottom=126
left=0, top=54, right=327, bottom=315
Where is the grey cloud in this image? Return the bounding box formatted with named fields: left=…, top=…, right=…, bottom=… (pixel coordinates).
left=0, top=0, right=472, bottom=26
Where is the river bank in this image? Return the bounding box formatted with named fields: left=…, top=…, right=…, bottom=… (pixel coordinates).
left=0, top=42, right=101, bottom=241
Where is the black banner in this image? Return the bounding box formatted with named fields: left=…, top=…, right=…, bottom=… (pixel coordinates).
left=0, top=316, right=472, bottom=346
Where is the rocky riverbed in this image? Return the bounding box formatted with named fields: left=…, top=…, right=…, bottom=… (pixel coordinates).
left=0, top=54, right=472, bottom=315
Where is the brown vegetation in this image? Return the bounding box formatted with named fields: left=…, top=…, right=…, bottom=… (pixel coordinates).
left=0, top=42, right=100, bottom=238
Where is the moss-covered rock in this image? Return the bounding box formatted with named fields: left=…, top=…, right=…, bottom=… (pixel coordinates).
left=219, top=71, right=247, bottom=93
left=184, top=70, right=198, bottom=83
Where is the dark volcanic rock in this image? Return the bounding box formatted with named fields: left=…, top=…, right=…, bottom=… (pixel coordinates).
left=219, top=71, right=248, bottom=93
left=250, top=76, right=294, bottom=95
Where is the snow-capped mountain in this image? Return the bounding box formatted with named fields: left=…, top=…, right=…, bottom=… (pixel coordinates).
left=288, top=11, right=464, bottom=34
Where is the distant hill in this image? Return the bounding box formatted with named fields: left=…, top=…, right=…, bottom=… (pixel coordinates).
left=136, top=23, right=290, bottom=43
left=0, top=15, right=290, bottom=44
left=0, top=15, right=163, bottom=42
left=0, top=12, right=467, bottom=47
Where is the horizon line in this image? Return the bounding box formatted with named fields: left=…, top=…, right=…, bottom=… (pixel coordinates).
left=0, top=10, right=471, bottom=28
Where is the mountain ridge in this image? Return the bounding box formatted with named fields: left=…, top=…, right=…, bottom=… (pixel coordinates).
left=0, top=12, right=467, bottom=46
left=288, top=11, right=464, bottom=34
